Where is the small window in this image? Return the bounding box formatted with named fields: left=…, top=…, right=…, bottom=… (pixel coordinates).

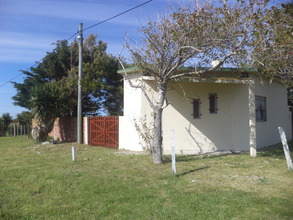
left=255, top=96, right=267, bottom=122
left=193, top=98, right=201, bottom=119
left=209, top=93, right=218, bottom=114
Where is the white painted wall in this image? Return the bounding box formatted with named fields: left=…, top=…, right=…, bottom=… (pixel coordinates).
left=120, top=71, right=291, bottom=154
left=119, top=73, right=144, bottom=151
left=253, top=76, right=291, bottom=148
left=161, top=81, right=251, bottom=154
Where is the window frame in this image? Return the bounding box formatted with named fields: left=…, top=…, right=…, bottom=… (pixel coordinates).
left=255, top=96, right=267, bottom=122
left=208, top=93, right=218, bottom=114
left=193, top=98, right=201, bottom=119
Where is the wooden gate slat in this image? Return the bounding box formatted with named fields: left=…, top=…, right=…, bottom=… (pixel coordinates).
left=89, top=116, right=119, bottom=149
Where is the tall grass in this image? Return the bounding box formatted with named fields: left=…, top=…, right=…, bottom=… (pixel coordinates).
left=0, top=137, right=292, bottom=219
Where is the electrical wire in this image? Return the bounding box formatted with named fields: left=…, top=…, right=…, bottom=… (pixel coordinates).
left=0, top=62, right=40, bottom=87
left=0, top=0, right=154, bottom=87
left=67, top=0, right=154, bottom=41
left=83, top=0, right=153, bottom=33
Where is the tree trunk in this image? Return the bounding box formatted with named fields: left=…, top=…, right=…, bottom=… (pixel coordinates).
left=31, top=118, right=55, bottom=143
left=152, top=82, right=167, bottom=164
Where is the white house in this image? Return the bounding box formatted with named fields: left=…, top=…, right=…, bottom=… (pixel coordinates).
left=118, top=67, right=292, bottom=156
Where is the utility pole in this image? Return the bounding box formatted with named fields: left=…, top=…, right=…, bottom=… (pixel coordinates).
left=77, top=23, right=83, bottom=144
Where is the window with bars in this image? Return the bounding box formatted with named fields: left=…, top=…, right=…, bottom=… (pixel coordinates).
left=209, top=93, right=218, bottom=114
left=255, top=96, right=267, bottom=122
left=193, top=98, right=201, bottom=119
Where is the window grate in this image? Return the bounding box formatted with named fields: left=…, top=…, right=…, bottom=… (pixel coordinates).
left=255, top=96, right=267, bottom=122
left=208, top=93, right=218, bottom=114
left=193, top=98, right=201, bottom=119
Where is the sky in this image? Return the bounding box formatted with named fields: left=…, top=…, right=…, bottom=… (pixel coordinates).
left=0, top=0, right=288, bottom=118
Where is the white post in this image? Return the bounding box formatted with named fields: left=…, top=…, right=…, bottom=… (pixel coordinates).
left=171, top=129, right=176, bottom=174
left=72, top=146, right=77, bottom=161
left=249, top=81, right=257, bottom=157
left=83, top=117, right=89, bottom=145
left=278, top=127, right=293, bottom=170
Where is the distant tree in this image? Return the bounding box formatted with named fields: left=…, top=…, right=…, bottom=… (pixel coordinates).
left=0, top=113, right=12, bottom=136
left=12, top=34, right=123, bottom=117
left=0, top=118, right=4, bottom=136
left=16, top=111, right=33, bottom=126
left=124, top=0, right=288, bottom=164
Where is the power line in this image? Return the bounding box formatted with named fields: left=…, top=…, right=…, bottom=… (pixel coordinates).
left=0, top=62, right=39, bottom=87
left=68, top=0, right=154, bottom=41
left=84, top=0, right=153, bottom=33
left=0, top=73, right=23, bottom=87
left=0, top=0, right=154, bottom=88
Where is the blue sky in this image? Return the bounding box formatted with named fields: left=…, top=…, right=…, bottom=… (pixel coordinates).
left=0, top=0, right=288, bottom=118
left=0, top=0, right=175, bottom=118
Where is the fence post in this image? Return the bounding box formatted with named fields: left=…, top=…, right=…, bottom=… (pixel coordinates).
left=171, top=129, right=176, bottom=175
left=72, top=146, right=77, bottom=161
left=278, top=127, right=293, bottom=170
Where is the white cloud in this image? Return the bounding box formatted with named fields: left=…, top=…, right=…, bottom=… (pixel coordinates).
left=0, top=32, right=55, bottom=63
left=0, top=32, right=54, bottom=49
left=1, top=0, right=148, bottom=26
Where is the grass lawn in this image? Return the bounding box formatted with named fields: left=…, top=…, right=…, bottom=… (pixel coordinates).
left=0, top=137, right=292, bottom=219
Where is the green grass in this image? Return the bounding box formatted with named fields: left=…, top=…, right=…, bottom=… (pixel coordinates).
left=0, top=137, right=292, bottom=219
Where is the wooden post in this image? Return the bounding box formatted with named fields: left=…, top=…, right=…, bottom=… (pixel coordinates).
left=278, top=127, right=293, bottom=170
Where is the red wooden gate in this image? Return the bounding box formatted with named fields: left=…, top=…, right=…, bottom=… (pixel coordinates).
left=89, top=116, right=119, bottom=149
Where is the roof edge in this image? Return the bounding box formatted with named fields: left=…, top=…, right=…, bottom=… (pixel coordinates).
left=117, top=66, right=258, bottom=74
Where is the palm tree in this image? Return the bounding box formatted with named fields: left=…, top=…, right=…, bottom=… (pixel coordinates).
left=30, top=83, right=68, bottom=142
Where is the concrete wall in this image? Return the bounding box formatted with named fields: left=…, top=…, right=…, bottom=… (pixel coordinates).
left=119, top=73, right=144, bottom=151
left=253, top=76, right=291, bottom=148
left=161, top=81, right=251, bottom=154
left=83, top=117, right=89, bottom=144
left=120, top=72, right=291, bottom=154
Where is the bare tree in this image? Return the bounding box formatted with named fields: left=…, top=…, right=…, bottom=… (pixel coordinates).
left=122, top=0, right=288, bottom=164
left=251, top=2, right=293, bottom=84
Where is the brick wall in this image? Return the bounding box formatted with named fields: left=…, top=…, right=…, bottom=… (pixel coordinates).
left=48, top=117, right=77, bottom=142
left=32, top=117, right=90, bottom=143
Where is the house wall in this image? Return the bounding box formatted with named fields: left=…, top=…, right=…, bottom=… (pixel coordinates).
left=119, top=73, right=144, bottom=151
left=253, top=76, right=291, bottom=148
left=161, top=81, right=251, bottom=154
left=120, top=72, right=291, bottom=154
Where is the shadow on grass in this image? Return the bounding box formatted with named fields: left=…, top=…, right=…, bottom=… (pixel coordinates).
left=257, top=143, right=290, bottom=159
left=176, top=166, right=210, bottom=177
left=258, top=149, right=286, bottom=159
left=163, top=153, right=232, bottom=164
